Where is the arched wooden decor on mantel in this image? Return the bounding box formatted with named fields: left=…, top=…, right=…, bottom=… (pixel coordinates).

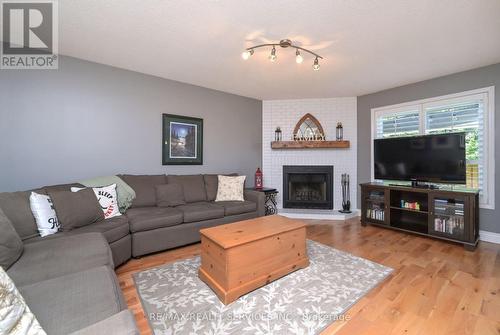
left=271, top=113, right=350, bottom=149
left=293, top=113, right=325, bottom=141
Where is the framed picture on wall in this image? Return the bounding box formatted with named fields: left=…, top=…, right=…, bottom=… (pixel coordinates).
left=162, top=114, right=203, bottom=165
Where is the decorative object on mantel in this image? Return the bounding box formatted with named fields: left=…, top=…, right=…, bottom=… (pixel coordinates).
left=336, top=122, right=344, bottom=141
left=339, top=173, right=352, bottom=213
left=254, top=168, right=263, bottom=189
left=162, top=114, right=203, bottom=165
left=293, top=113, right=325, bottom=141
left=274, top=127, right=282, bottom=141
left=271, top=113, right=350, bottom=149
left=241, top=39, right=323, bottom=71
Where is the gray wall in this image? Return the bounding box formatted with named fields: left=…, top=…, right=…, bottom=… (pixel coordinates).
left=0, top=56, right=262, bottom=192
left=357, top=63, right=500, bottom=233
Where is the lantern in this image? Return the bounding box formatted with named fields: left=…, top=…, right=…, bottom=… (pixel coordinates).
left=336, top=122, right=343, bottom=141
left=255, top=168, right=263, bottom=189
left=274, top=127, right=282, bottom=141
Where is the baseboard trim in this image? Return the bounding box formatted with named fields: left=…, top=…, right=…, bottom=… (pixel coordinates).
left=479, top=230, right=500, bottom=244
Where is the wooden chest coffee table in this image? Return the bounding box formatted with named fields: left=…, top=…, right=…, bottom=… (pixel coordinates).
left=198, top=215, right=309, bottom=304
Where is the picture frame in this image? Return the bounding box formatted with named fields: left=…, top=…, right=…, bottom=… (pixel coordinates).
left=162, top=114, right=203, bottom=165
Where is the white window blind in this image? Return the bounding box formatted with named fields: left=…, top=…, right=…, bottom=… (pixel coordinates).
left=425, top=101, right=483, bottom=133
left=376, top=110, right=420, bottom=138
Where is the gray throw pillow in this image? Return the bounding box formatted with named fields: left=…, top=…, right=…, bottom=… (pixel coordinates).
left=156, top=184, right=186, bottom=207
left=118, top=175, right=166, bottom=208
left=49, top=188, right=104, bottom=231
left=167, top=175, right=207, bottom=203
left=0, top=207, right=24, bottom=269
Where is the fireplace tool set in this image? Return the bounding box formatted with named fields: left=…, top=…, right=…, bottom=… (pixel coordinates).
left=339, top=173, right=352, bottom=213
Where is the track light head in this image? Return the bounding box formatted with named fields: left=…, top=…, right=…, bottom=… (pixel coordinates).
left=295, top=49, right=303, bottom=64
left=241, top=49, right=254, bottom=60
left=269, top=46, right=277, bottom=62
left=312, top=57, right=320, bottom=71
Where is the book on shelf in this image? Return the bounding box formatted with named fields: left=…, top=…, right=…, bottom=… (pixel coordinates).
left=366, top=208, right=384, bottom=221
left=434, top=216, right=464, bottom=235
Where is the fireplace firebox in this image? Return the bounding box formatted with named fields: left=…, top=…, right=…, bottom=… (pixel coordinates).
left=283, top=165, right=334, bottom=209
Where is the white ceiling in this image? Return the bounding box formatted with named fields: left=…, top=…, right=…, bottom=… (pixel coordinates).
left=58, top=0, right=500, bottom=100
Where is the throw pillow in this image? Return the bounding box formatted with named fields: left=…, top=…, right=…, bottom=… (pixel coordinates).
left=29, top=192, right=60, bottom=237
left=203, top=173, right=238, bottom=201
left=215, top=175, right=246, bottom=202
left=71, top=184, right=121, bottom=219
left=156, top=184, right=186, bottom=207
left=0, top=266, right=47, bottom=335
left=49, top=189, right=104, bottom=232
left=118, top=175, right=167, bottom=208
left=0, top=208, right=23, bottom=270
left=166, top=175, right=207, bottom=203
left=78, top=176, right=136, bottom=213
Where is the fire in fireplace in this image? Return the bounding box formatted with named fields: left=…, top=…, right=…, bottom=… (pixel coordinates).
left=283, top=165, right=334, bottom=209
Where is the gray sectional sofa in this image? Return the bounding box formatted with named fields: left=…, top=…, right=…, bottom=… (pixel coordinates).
left=0, top=173, right=265, bottom=334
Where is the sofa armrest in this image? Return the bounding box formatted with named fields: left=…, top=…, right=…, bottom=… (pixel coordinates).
left=244, top=190, right=266, bottom=217
left=70, top=310, right=139, bottom=335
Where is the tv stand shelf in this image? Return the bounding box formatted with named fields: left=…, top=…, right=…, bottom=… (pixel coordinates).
left=360, top=183, right=479, bottom=250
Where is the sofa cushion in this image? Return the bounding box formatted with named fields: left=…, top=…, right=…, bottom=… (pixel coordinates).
left=215, top=200, right=257, bottom=216
left=177, top=202, right=225, bottom=223
left=167, top=175, right=207, bottom=203
left=7, top=232, right=113, bottom=287
left=68, top=216, right=130, bottom=244
left=156, top=184, right=186, bottom=207
left=49, top=189, right=104, bottom=231
left=119, top=175, right=166, bottom=208
left=126, top=207, right=183, bottom=233
left=19, top=266, right=125, bottom=335
left=203, top=174, right=238, bottom=201
left=0, top=189, right=45, bottom=240
left=0, top=208, right=24, bottom=270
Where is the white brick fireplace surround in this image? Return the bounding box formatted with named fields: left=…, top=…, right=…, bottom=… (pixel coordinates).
left=262, top=98, right=358, bottom=219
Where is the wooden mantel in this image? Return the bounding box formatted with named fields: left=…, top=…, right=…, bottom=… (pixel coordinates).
left=271, top=140, right=350, bottom=149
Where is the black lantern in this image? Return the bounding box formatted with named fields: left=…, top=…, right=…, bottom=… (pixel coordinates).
left=336, top=122, right=343, bottom=141
left=274, top=127, right=282, bottom=141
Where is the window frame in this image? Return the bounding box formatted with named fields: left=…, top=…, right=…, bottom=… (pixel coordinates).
left=370, top=86, right=495, bottom=209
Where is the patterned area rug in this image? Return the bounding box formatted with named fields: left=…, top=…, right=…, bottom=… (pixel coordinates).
left=134, top=240, right=392, bottom=335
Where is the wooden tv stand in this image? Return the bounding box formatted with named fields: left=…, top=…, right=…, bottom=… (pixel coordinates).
left=360, top=182, right=479, bottom=250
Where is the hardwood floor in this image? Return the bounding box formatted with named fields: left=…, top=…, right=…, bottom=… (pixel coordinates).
left=116, top=217, right=500, bottom=335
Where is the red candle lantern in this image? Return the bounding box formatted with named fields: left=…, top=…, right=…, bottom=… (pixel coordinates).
left=255, top=168, right=263, bottom=189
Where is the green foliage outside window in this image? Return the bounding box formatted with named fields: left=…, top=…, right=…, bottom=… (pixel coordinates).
left=465, top=129, right=479, bottom=161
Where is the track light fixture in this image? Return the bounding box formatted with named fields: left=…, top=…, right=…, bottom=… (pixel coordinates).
left=242, top=39, right=323, bottom=71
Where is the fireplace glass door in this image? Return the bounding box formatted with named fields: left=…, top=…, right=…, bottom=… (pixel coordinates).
left=283, top=166, right=333, bottom=209
left=288, top=174, right=327, bottom=202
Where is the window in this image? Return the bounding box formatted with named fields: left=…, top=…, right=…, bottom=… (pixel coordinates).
left=371, top=87, right=495, bottom=209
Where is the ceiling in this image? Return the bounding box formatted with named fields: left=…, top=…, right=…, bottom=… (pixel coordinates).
left=57, top=0, right=500, bottom=100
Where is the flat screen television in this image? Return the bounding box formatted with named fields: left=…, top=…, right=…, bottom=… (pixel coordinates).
left=374, top=133, right=466, bottom=184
